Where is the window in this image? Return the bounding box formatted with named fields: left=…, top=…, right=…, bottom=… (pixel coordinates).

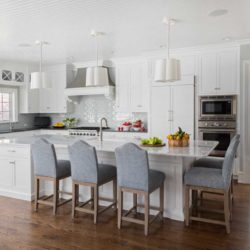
left=0, top=88, right=18, bottom=123
left=2, top=70, right=12, bottom=81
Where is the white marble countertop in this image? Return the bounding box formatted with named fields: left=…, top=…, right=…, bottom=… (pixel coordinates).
left=0, top=134, right=218, bottom=158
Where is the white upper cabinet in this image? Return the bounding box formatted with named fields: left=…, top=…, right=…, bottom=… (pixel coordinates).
left=39, top=64, right=68, bottom=114
left=199, top=48, right=239, bottom=95
left=200, top=53, right=217, bottom=95
left=115, top=63, right=131, bottom=112
left=217, top=50, right=238, bottom=94
left=115, top=60, right=149, bottom=112
left=20, top=64, right=70, bottom=114
left=19, top=66, right=40, bottom=114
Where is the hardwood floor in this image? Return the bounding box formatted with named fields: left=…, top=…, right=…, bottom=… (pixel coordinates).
left=0, top=183, right=249, bottom=250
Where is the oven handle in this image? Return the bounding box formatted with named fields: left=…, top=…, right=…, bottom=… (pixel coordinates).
left=199, top=128, right=236, bottom=133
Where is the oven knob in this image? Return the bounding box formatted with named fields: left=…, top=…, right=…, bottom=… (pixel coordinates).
left=214, top=122, right=219, bottom=127
left=205, top=123, right=208, bottom=126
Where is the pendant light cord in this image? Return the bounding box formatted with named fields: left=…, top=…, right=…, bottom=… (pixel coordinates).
left=167, top=18, right=170, bottom=59
left=96, top=35, right=99, bottom=67
left=40, top=42, right=43, bottom=73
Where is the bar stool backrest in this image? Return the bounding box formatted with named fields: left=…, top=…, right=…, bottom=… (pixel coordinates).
left=115, top=143, right=149, bottom=191
left=222, top=134, right=240, bottom=189
left=31, top=138, right=57, bottom=177
left=68, top=140, right=98, bottom=183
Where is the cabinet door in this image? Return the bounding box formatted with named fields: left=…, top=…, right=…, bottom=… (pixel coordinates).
left=130, top=62, right=148, bottom=112
left=0, top=158, right=13, bottom=188
left=116, top=64, right=131, bottom=112
left=171, top=85, right=194, bottom=138
left=39, top=88, right=53, bottom=113
left=217, top=50, right=238, bottom=95
left=199, top=53, right=217, bottom=95
left=150, top=86, right=171, bottom=141
left=14, top=158, right=31, bottom=193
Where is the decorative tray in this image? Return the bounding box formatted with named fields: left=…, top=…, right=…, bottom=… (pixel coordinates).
left=140, top=143, right=166, bottom=147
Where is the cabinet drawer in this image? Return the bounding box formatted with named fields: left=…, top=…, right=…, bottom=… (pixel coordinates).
left=0, top=146, right=30, bottom=158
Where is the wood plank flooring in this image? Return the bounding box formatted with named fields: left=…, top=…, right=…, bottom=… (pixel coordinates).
left=0, top=183, right=249, bottom=250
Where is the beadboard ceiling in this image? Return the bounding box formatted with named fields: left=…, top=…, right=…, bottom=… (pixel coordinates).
left=0, top=0, right=249, bottom=64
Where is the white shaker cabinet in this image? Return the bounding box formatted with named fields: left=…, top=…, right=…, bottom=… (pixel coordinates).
left=171, top=84, right=195, bottom=137
left=150, top=79, right=194, bottom=141
left=115, top=61, right=149, bottom=112
left=40, top=64, right=68, bottom=113
left=115, top=63, right=131, bottom=112
left=0, top=145, right=32, bottom=200
left=199, top=48, right=239, bottom=95
left=150, top=86, right=171, bottom=139
left=19, top=66, right=40, bottom=114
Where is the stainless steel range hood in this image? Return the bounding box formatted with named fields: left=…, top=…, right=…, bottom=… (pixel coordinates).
left=65, top=67, right=115, bottom=99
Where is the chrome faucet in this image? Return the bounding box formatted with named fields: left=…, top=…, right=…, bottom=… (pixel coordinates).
left=99, top=117, right=108, bottom=141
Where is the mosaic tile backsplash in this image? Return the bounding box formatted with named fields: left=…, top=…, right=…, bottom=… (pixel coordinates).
left=48, top=95, right=147, bottom=129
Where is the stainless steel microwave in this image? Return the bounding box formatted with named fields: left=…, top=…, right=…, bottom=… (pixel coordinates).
left=199, top=95, right=237, bottom=120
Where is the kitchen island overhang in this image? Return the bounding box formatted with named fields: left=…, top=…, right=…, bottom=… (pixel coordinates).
left=0, top=135, right=218, bottom=221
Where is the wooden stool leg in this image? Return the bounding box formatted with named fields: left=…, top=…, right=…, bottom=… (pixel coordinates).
left=117, top=187, right=123, bottom=229
left=113, top=179, right=117, bottom=210
left=94, top=185, right=98, bottom=224
left=34, top=177, right=39, bottom=212
left=133, top=193, right=137, bottom=213
left=72, top=183, right=77, bottom=219
left=224, top=190, right=230, bottom=234
left=53, top=179, right=59, bottom=215
left=144, top=192, right=149, bottom=236
left=160, top=184, right=164, bottom=220
left=229, top=186, right=233, bottom=221
left=91, top=187, right=94, bottom=209
left=231, top=178, right=234, bottom=204
left=185, top=186, right=190, bottom=226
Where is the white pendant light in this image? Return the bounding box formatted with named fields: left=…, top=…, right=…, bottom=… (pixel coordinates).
left=86, top=30, right=109, bottom=87
left=154, top=17, right=181, bottom=82
left=30, top=41, right=51, bottom=89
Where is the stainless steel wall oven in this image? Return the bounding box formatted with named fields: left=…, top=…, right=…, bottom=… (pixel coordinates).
left=198, top=95, right=237, bottom=157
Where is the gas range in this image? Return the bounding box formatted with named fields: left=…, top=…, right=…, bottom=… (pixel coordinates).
left=68, top=127, right=109, bottom=137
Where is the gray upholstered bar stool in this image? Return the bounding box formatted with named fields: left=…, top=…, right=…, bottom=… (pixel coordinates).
left=115, top=143, right=165, bottom=236
left=192, top=135, right=240, bottom=202
left=68, top=140, right=117, bottom=224
left=184, top=137, right=240, bottom=234
left=31, top=138, right=72, bottom=215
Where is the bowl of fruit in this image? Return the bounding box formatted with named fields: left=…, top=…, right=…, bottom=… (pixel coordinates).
left=122, top=121, right=132, bottom=131
left=53, top=122, right=65, bottom=129
left=167, top=127, right=190, bottom=147
left=132, top=119, right=143, bottom=132
left=140, top=137, right=165, bottom=147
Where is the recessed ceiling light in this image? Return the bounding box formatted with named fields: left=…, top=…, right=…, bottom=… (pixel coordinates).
left=222, top=37, right=232, bottom=41
left=159, top=44, right=167, bottom=49
left=208, top=9, right=228, bottom=17
left=18, top=43, right=31, bottom=47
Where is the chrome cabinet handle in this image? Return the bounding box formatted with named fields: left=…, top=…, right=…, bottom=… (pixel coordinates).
left=8, top=150, right=16, bottom=153
left=9, top=161, right=15, bottom=164
left=137, top=105, right=142, bottom=107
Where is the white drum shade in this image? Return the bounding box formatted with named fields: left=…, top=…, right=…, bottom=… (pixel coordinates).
left=86, top=67, right=94, bottom=86
left=154, top=58, right=181, bottom=82
left=94, top=67, right=109, bottom=86
left=30, top=72, right=51, bottom=89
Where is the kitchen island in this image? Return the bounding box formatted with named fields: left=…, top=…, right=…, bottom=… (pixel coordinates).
left=0, top=134, right=218, bottom=221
